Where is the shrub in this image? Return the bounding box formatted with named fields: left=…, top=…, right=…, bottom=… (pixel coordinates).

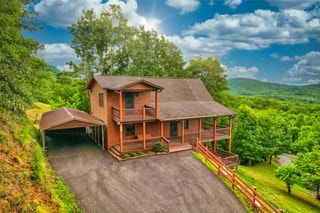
left=154, top=141, right=164, bottom=152
left=147, top=151, right=153, bottom=155
left=130, top=152, right=138, bottom=157
left=122, top=153, right=130, bottom=159
left=137, top=151, right=144, bottom=156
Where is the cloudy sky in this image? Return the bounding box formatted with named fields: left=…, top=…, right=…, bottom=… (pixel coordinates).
left=25, top=0, right=320, bottom=85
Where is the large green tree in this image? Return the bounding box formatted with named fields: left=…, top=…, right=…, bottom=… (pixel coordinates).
left=295, top=147, right=320, bottom=200
left=185, top=55, right=228, bottom=100
left=0, top=0, right=45, bottom=111
left=125, top=27, right=184, bottom=77
left=275, top=164, right=300, bottom=194
left=68, top=5, right=133, bottom=80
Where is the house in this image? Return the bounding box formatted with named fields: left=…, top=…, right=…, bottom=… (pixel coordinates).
left=87, top=76, right=238, bottom=165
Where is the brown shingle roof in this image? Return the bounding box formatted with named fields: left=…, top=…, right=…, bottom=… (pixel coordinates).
left=39, top=107, right=105, bottom=131
left=89, top=76, right=237, bottom=120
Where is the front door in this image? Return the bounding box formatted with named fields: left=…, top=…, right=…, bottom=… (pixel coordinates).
left=170, top=121, right=178, bottom=137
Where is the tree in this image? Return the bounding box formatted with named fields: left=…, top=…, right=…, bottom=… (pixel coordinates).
left=275, top=164, right=300, bottom=194
left=295, top=147, right=320, bottom=200
left=68, top=5, right=133, bottom=80
left=0, top=0, right=46, bottom=111
left=185, top=55, right=228, bottom=100
left=125, top=27, right=185, bottom=77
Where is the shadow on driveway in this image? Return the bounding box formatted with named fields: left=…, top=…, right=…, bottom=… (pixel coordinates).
left=47, top=139, right=246, bottom=213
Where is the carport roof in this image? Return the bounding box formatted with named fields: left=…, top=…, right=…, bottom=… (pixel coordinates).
left=39, top=107, right=105, bottom=131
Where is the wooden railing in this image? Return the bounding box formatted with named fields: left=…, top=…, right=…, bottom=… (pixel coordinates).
left=161, top=136, right=170, bottom=152
left=216, top=149, right=239, bottom=167
left=112, top=106, right=156, bottom=122
left=202, top=122, right=230, bottom=137
left=195, top=139, right=281, bottom=213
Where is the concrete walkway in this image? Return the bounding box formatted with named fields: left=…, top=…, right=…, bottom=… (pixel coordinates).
left=47, top=139, right=245, bottom=213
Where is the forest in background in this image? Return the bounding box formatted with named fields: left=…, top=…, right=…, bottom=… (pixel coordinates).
left=1, top=1, right=319, bottom=211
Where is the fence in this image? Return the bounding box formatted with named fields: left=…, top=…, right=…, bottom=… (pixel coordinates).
left=195, top=139, right=281, bottom=213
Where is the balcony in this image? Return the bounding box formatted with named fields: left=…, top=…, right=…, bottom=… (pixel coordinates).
left=112, top=106, right=157, bottom=123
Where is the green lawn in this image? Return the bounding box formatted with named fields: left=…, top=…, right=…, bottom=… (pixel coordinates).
left=237, top=160, right=320, bottom=213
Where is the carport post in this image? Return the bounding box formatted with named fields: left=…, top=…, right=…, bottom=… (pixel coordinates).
left=101, top=126, right=105, bottom=150
left=41, top=131, right=46, bottom=151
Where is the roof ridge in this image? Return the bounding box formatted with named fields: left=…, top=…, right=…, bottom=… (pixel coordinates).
left=63, top=107, right=74, bottom=119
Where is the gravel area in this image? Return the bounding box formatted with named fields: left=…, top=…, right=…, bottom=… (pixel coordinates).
left=47, top=138, right=246, bottom=213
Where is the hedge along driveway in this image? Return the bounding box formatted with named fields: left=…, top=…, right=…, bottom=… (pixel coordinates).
left=47, top=139, right=246, bottom=213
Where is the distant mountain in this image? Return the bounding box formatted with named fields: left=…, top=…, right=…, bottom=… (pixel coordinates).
left=228, top=78, right=320, bottom=104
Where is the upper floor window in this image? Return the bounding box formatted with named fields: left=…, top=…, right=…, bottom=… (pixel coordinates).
left=125, top=92, right=135, bottom=109
left=99, top=93, right=104, bottom=107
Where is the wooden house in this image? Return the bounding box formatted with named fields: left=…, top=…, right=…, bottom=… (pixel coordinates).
left=87, top=76, right=238, bottom=165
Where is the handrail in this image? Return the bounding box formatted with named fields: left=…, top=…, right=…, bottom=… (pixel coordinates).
left=161, top=136, right=170, bottom=152
left=195, top=139, right=281, bottom=213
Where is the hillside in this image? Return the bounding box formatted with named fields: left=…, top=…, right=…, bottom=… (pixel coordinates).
left=0, top=106, right=80, bottom=212
left=228, top=78, right=320, bottom=103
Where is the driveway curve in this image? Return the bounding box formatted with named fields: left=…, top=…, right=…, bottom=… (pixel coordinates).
left=47, top=139, right=245, bottom=213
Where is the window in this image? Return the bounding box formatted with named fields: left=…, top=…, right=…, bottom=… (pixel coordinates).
left=184, top=119, right=189, bottom=129
left=125, top=92, right=135, bottom=109
left=125, top=124, right=135, bottom=136
left=99, top=93, right=104, bottom=107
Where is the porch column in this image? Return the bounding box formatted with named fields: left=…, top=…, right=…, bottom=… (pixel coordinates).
left=120, top=124, right=123, bottom=153
left=213, top=117, right=217, bottom=154
left=160, top=121, right=164, bottom=137
left=198, top=119, right=202, bottom=142
left=155, top=91, right=159, bottom=119
left=228, top=116, right=233, bottom=153
left=181, top=120, right=185, bottom=144
left=119, top=91, right=123, bottom=122
left=41, top=131, right=45, bottom=151
left=143, top=108, right=146, bottom=150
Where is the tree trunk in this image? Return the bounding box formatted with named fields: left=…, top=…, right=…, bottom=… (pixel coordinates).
left=317, top=185, right=320, bottom=200
left=269, top=155, right=272, bottom=164
left=287, top=184, right=291, bottom=194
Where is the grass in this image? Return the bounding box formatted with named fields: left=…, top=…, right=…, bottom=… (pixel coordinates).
left=238, top=160, right=320, bottom=213
left=193, top=150, right=320, bottom=213
left=0, top=104, right=81, bottom=212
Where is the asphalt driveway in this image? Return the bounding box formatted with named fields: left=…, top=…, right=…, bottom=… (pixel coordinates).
left=47, top=138, right=246, bottom=213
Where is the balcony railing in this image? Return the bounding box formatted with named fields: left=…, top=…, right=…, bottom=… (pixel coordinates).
left=112, top=106, right=156, bottom=122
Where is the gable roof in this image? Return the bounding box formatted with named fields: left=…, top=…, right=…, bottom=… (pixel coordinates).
left=39, top=107, right=105, bottom=131
left=88, top=76, right=163, bottom=91
left=89, top=76, right=237, bottom=119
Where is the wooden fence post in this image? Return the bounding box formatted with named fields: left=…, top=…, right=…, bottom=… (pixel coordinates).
left=205, top=145, right=208, bottom=162
left=252, top=186, right=257, bottom=210
left=196, top=137, right=199, bottom=150
left=232, top=171, right=236, bottom=189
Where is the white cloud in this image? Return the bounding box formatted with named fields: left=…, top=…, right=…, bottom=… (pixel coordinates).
left=37, top=43, right=79, bottom=66
left=267, top=0, right=319, bottom=10
left=307, top=79, right=320, bottom=85
left=166, top=0, right=200, bottom=14
left=225, top=66, right=259, bottom=79
left=174, top=9, right=320, bottom=58
left=270, top=53, right=298, bottom=61
left=282, top=51, right=320, bottom=84
left=224, top=0, right=242, bottom=9
left=57, top=64, right=72, bottom=71
left=34, top=0, right=161, bottom=30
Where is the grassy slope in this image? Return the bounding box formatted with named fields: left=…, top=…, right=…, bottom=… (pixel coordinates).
left=0, top=103, right=80, bottom=212
left=228, top=78, right=320, bottom=103
left=193, top=152, right=320, bottom=213
left=237, top=161, right=320, bottom=213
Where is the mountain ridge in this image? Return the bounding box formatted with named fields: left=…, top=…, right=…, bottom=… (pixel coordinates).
left=227, top=78, right=320, bottom=104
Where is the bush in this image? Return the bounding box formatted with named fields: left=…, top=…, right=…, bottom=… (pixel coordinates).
left=154, top=142, right=164, bottom=152
left=122, top=153, right=130, bottom=159
left=137, top=151, right=144, bottom=156
left=130, top=152, right=138, bottom=157
left=147, top=151, right=153, bottom=155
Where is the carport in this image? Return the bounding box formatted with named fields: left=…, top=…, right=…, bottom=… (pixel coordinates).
left=39, top=107, right=105, bottom=150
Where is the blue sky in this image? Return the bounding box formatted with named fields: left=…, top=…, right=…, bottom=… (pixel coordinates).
left=25, top=0, right=320, bottom=85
